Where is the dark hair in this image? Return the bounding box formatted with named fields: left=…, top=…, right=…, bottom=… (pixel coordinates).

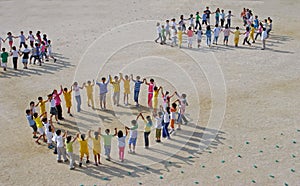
left=117, top=130, right=123, bottom=138
left=24, top=44, right=28, bottom=48
left=102, top=77, right=106, bottom=81
left=154, top=86, right=158, bottom=91
left=225, top=24, right=229, bottom=29
left=188, top=27, right=192, bottom=30
left=246, top=27, right=250, bottom=32
left=166, top=107, right=171, bottom=114
left=236, top=26, right=239, bottom=30
left=26, top=109, right=31, bottom=114
left=150, top=79, right=154, bottom=83
left=30, top=101, right=35, bottom=106
left=33, top=112, right=38, bottom=118
left=251, top=24, right=254, bottom=27
left=42, top=117, right=47, bottom=123
left=12, top=46, right=16, bottom=50
left=64, top=88, right=68, bottom=92
left=215, top=24, right=218, bottom=27
left=105, top=129, right=110, bottom=134
left=165, top=91, right=169, bottom=95
left=38, top=97, right=43, bottom=101
left=56, top=130, right=61, bottom=136
left=48, top=125, right=52, bottom=132
left=2, top=48, right=5, bottom=52
left=81, top=134, right=86, bottom=141
left=47, top=94, right=53, bottom=97
left=66, top=136, right=72, bottom=143
left=207, top=25, right=211, bottom=30
left=172, top=103, right=177, bottom=109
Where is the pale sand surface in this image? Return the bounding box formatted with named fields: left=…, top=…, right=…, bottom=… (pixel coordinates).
left=0, top=0, right=300, bottom=185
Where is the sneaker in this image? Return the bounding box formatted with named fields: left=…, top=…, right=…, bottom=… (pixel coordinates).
left=144, top=146, right=149, bottom=149
left=33, top=136, right=38, bottom=139
left=57, top=121, right=61, bottom=125
left=98, top=161, right=102, bottom=165
left=69, top=113, right=73, bottom=117
left=53, top=151, right=57, bottom=155
left=94, top=163, right=98, bottom=166
left=79, top=163, right=82, bottom=167
left=48, top=145, right=53, bottom=149
left=106, top=158, right=111, bottom=161
left=86, top=160, right=90, bottom=164
left=54, top=59, right=57, bottom=63
left=70, top=167, right=75, bottom=170
left=64, top=159, right=69, bottom=163
left=128, top=150, right=132, bottom=154
left=57, top=160, right=63, bottom=163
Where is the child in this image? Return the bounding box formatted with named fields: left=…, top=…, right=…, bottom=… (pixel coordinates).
left=254, top=15, right=259, bottom=29
left=72, top=82, right=84, bottom=112
left=205, top=25, right=212, bottom=47
left=188, top=14, right=195, bottom=31
left=131, top=74, right=144, bottom=107
left=11, top=46, right=18, bottom=70
left=195, top=12, right=202, bottom=30
left=165, top=20, right=171, bottom=40
left=126, top=119, right=138, bottom=154
left=177, top=27, right=183, bottom=48
left=249, top=24, right=255, bottom=43
left=31, top=43, right=42, bottom=66
left=120, top=73, right=130, bottom=106
left=52, top=86, right=64, bottom=120
left=187, top=27, right=194, bottom=48
left=232, top=27, right=241, bottom=47
left=161, top=88, right=175, bottom=109
left=42, top=118, right=55, bottom=149
left=169, top=102, right=178, bottom=133
left=145, top=78, right=155, bottom=108
left=170, top=26, right=177, bottom=47
left=213, top=8, right=220, bottom=25
left=152, top=86, right=162, bottom=114
left=162, top=106, right=171, bottom=139
left=100, top=128, right=117, bottom=160
left=20, top=44, right=30, bottom=69
left=48, top=93, right=60, bottom=124
left=137, top=113, right=153, bottom=149
left=261, top=28, right=268, bottom=50
left=243, top=26, right=252, bottom=46
left=178, top=15, right=186, bottom=33
left=154, top=111, right=163, bottom=142
left=84, top=80, right=95, bottom=109
left=222, top=24, right=231, bottom=46
left=226, top=10, right=234, bottom=28
left=36, top=31, right=42, bottom=46
left=196, top=29, right=203, bottom=48
left=267, top=19, right=272, bottom=35
left=154, top=22, right=162, bottom=44
left=65, top=132, right=77, bottom=170
left=161, top=25, right=166, bottom=44
left=63, top=87, right=73, bottom=116
left=109, top=75, right=121, bottom=106
left=17, top=31, right=26, bottom=49
left=116, top=127, right=128, bottom=162
left=220, top=9, right=225, bottom=27
left=1, top=48, right=9, bottom=71
left=204, top=7, right=211, bottom=25
left=25, top=109, right=38, bottom=139
left=202, top=11, right=207, bottom=26
left=96, top=76, right=110, bottom=110
left=30, top=101, right=36, bottom=113
left=27, top=31, right=35, bottom=48
left=47, top=40, right=57, bottom=62
left=40, top=41, right=48, bottom=62
left=77, top=133, right=90, bottom=167
left=33, top=112, right=46, bottom=144
left=5, top=32, right=14, bottom=50
left=53, top=130, right=68, bottom=163
left=89, top=128, right=102, bottom=166
left=213, top=24, right=221, bottom=45
left=255, top=22, right=263, bottom=40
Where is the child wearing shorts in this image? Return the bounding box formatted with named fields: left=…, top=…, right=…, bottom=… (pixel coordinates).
left=155, top=112, right=163, bottom=142
left=89, top=128, right=102, bottom=166
left=1, top=48, right=9, bottom=71
left=126, top=119, right=138, bottom=153
left=25, top=109, right=38, bottom=139
left=77, top=133, right=90, bottom=167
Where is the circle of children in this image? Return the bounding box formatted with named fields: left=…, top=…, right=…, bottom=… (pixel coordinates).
left=154, top=7, right=273, bottom=50
left=26, top=73, right=188, bottom=170
left=0, top=30, right=56, bottom=71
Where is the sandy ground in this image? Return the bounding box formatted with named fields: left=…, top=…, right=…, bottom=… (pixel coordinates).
left=0, top=0, right=300, bottom=185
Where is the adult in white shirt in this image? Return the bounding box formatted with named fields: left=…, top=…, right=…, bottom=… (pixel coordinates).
left=261, top=28, right=268, bottom=50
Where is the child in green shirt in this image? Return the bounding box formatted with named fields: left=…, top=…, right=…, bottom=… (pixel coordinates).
left=1, top=48, right=9, bottom=71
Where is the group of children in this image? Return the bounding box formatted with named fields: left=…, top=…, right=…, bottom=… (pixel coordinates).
left=154, top=7, right=273, bottom=50
left=0, top=30, right=56, bottom=71
left=25, top=73, right=188, bottom=169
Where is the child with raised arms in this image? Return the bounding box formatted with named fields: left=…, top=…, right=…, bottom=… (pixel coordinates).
left=33, top=112, right=47, bottom=144
left=110, top=74, right=121, bottom=106
left=25, top=109, right=38, bottom=139
left=131, top=74, right=144, bottom=107
left=116, top=127, right=128, bottom=162
left=137, top=113, right=153, bottom=149
left=145, top=78, right=155, bottom=108
left=126, top=119, right=138, bottom=154
left=63, top=87, right=73, bottom=116
left=152, top=86, right=162, bottom=114
left=72, top=82, right=84, bottom=112
left=53, top=129, right=68, bottom=163
left=100, top=128, right=117, bottom=161
left=96, top=76, right=110, bottom=110
left=65, top=131, right=77, bottom=170
left=42, top=118, right=55, bottom=149
left=1, top=48, right=9, bottom=71
left=77, top=132, right=89, bottom=167
left=88, top=128, right=102, bottom=166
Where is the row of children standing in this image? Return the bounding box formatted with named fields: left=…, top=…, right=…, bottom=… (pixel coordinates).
left=0, top=30, right=56, bottom=71
left=26, top=73, right=188, bottom=169
left=154, top=6, right=273, bottom=50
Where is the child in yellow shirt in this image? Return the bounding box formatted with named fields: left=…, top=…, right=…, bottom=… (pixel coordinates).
left=177, top=27, right=183, bottom=48
left=63, top=87, right=73, bottom=117
left=77, top=133, right=90, bottom=167
left=89, top=128, right=102, bottom=166
left=152, top=86, right=162, bottom=114
left=120, top=73, right=130, bottom=106
left=36, top=97, right=48, bottom=118
left=84, top=80, right=95, bottom=109
left=231, top=26, right=241, bottom=47
left=109, top=75, right=121, bottom=106
left=249, top=24, right=255, bottom=43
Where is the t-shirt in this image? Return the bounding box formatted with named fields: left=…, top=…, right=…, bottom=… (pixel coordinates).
left=129, top=124, right=138, bottom=138
left=133, top=80, right=143, bottom=91
left=171, top=28, right=176, bottom=38
left=170, top=107, right=176, bottom=119
left=85, top=84, right=94, bottom=96
left=110, top=80, right=120, bottom=93
left=196, top=30, right=202, bottom=39
left=19, top=35, right=26, bottom=42
left=1, top=52, right=9, bottom=63
left=213, top=27, right=221, bottom=37
left=50, top=98, right=56, bottom=108
left=163, top=112, right=170, bottom=123
left=54, top=135, right=64, bottom=148
left=187, top=30, right=194, bottom=37
left=155, top=116, right=163, bottom=129
left=38, top=100, right=47, bottom=113
left=202, top=14, right=207, bottom=21
left=118, top=136, right=126, bottom=147
left=165, top=23, right=170, bottom=31
left=234, top=30, right=240, bottom=38
left=96, top=80, right=109, bottom=94
left=144, top=119, right=152, bottom=132
left=22, top=48, right=30, bottom=59
left=26, top=114, right=35, bottom=126
left=223, top=28, right=230, bottom=37
left=78, top=138, right=89, bottom=152
left=196, top=14, right=201, bottom=21
left=28, top=34, right=35, bottom=41
left=12, top=50, right=18, bottom=58
left=46, top=131, right=53, bottom=144
left=34, top=117, right=43, bottom=128
left=261, top=31, right=268, bottom=40
left=156, top=26, right=161, bottom=34
left=205, top=30, right=212, bottom=37
left=250, top=27, right=255, bottom=35
left=65, top=141, right=74, bottom=153
left=227, top=13, right=233, bottom=20
left=72, top=85, right=80, bottom=97
left=220, top=13, right=225, bottom=19
left=205, top=10, right=211, bottom=18
left=102, top=134, right=114, bottom=146
left=91, top=137, right=101, bottom=153
left=161, top=28, right=166, bottom=37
